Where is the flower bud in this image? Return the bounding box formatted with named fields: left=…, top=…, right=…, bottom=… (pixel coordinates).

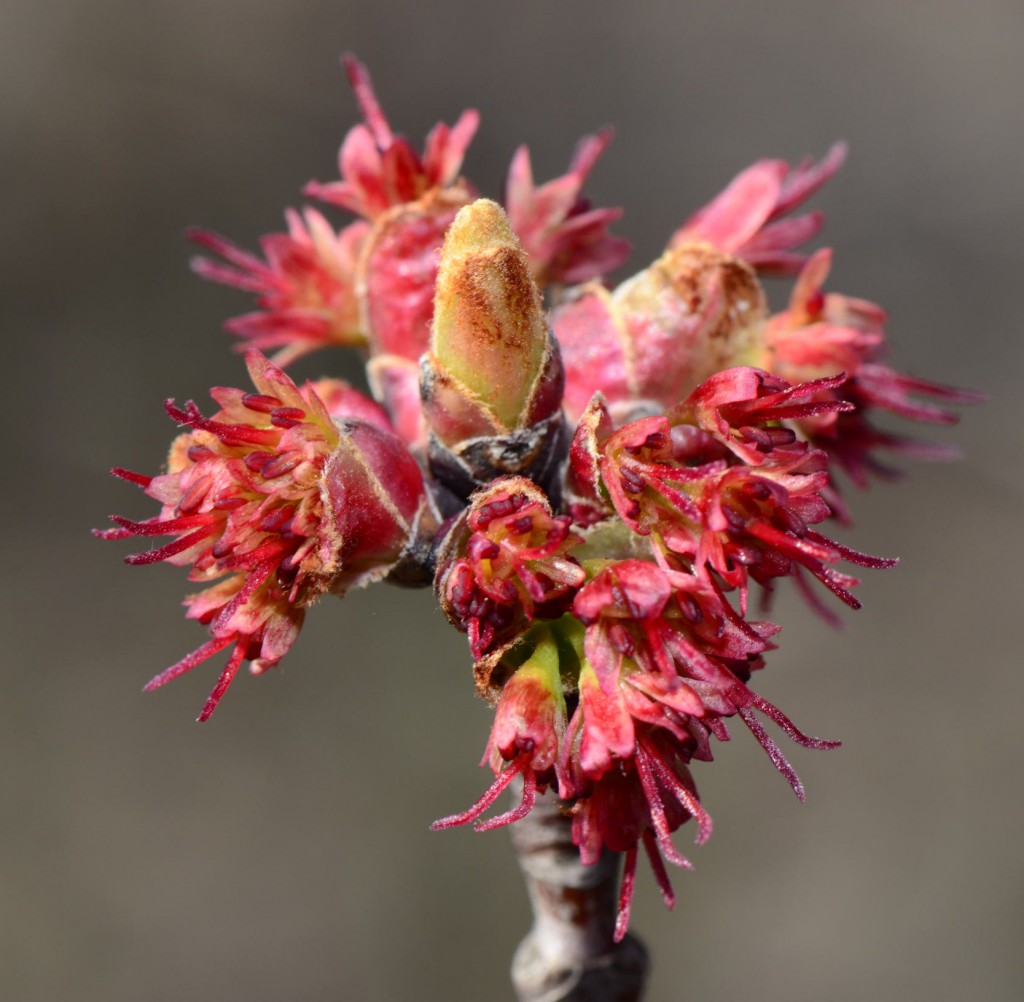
left=564, top=393, right=615, bottom=526
left=552, top=244, right=767, bottom=420
left=421, top=199, right=566, bottom=498
left=435, top=476, right=584, bottom=663
left=357, top=190, right=472, bottom=362
left=319, top=417, right=434, bottom=591
left=484, top=635, right=566, bottom=777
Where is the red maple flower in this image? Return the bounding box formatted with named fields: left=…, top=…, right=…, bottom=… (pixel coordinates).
left=669, top=365, right=853, bottom=466
left=96, top=351, right=428, bottom=719
left=670, top=142, right=847, bottom=275
left=571, top=560, right=774, bottom=694
left=591, top=378, right=897, bottom=618
left=570, top=727, right=709, bottom=940
left=764, top=248, right=984, bottom=492
left=504, top=128, right=630, bottom=286
left=431, top=628, right=567, bottom=834
left=562, top=559, right=827, bottom=938
left=438, top=478, right=585, bottom=659
left=188, top=209, right=368, bottom=367
left=304, top=54, right=479, bottom=219
left=569, top=560, right=836, bottom=803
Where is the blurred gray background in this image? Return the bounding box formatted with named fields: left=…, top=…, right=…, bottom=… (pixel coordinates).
left=3, top=1, right=1021, bottom=999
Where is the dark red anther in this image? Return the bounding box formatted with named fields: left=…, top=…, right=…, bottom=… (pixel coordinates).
left=448, top=563, right=477, bottom=605
left=270, top=407, right=306, bottom=428
left=730, top=545, right=761, bottom=566
left=744, top=480, right=772, bottom=502
left=212, top=537, right=235, bottom=559
left=487, top=604, right=516, bottom=630
left=676, top=593, right=702, bottom=624
left=186, top=444, right=216, bottom=463
left=773, top=507, right=807, bottom=536
left=258, top=506, right=294, bottom=532
left=609, top=622, right=635, bottom=656
left=767, top=427, right=797, bottom=447
left=213, top=495, right=247, bottom=511
left=619, top=465, right=647, bottom=494
left=260, top=452, right=302, bottom=480
left=476, top=496, right=519, bottom=526
left=493, top=577, right=520, bottom=604
left=739, top=425, right=774, bottom=451
left=609, top=578, right=650, bottom=622
left=508, top=516, right=534, bottom=536
left=242, top=393, right=283, bottom=413
left=244, top=451, right=274, bottom=472
left=467, top=536, right=501, bottom=561
left=177, top=475, right=213, bottom=514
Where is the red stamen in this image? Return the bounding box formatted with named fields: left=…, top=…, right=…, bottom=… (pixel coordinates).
left=110, top=512, right=215, bottom=536
left=143, top=634, right=235, bottom=691
left=613, top=846, right=639, bottom=943
left=749, top=694, right=841, bottom=751
left=197, top=642, right=248, bottom=721
left=738, top=707, right=805, bottom=800
left=646, top=752, right=714, bottom=845
left=635, top=746, right=690, bottom=868
left=641, top=829, right=678, bottom=909
left=111, top=467, right=152, bottom=488
left=125, top=523, right=218, bottom=565
left=474, top=768, right=537, bottom=832
left=430, top=759, right=525, bottom=831
left=342, top=54, right=393, bottom=147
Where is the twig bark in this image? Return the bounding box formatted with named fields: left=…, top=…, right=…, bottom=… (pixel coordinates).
left=509, top=789, right=649, bottom=1001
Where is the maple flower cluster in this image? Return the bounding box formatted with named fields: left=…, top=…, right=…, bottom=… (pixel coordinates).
left=99, top=56, right=978, bottom=934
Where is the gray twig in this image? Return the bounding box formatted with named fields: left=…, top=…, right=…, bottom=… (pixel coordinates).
left=509, top=789, right=649, bottom=1001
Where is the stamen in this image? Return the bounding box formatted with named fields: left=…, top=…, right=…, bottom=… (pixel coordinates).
left=635, top=746, right=690, bottom=868
left=125, top=523, right=218, bottom=565
left=641, top=829, right=678, bottom=909
left=474, top=768, right=537, bottom=832
left=738, top=707, right=805, bottom=800
left=197, top=643, right=248, bottom=722
left=241, top=393, right=283, bottom=413
left=646, top=750, right=714, bottom=845
left=110, top=513, right=213, bottom=536
left=430, top=759, right=524, bottom=831
left=143, top=634, right=235, bottom=691
left=749, top=694, right=840, bottom=751
left=111, top=467, right=152, bottom=488
left=613, top=846, right=638, bottom=943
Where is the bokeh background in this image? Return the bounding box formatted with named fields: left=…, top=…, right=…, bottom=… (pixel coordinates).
left=4, top=1, right=1021, bottom=999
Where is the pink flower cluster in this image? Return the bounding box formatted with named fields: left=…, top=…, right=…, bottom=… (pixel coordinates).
left=99, top=56, right=978, bottom=934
